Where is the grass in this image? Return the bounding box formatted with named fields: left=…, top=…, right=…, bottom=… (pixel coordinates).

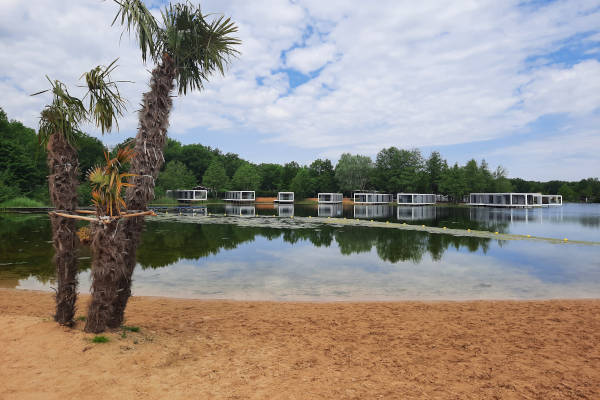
left=122, top=325, right=140, bottom=332
left=76, top=316, right=86, bottom=321
left=92, top=335, right=109, bottom=343
left=150, top=196, right=179, bottom=206
left=0, top=197, right=48, bottom=208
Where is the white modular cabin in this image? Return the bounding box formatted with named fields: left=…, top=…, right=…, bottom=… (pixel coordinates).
left=468, top=193, right=542, bottom=208
left=397, top=193, right=436, bottom=205
left=275, top=192, right=294, bottom=203
left=318, top=204, right=343, bottom=218
left=318, top=193, right=343, bottom=204
left=353, top=205, right=394, bottom=219
left=353, top=193, right=394, bottom=204
left=225, top=204, right=256, bottom=217
left=276, top=204, right=294, bottom=217
left=166, top=189, right=208, bottom=202
left=542, top=194, right=563, bottom=206
left=397, top=206, right=437, bottom=221
left=224, top=191, right=255, bottom=202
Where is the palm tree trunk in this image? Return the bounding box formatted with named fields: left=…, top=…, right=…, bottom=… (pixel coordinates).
left=47, top=132, right=80, bottom=325
left=85, top=54, right=176, bottom=331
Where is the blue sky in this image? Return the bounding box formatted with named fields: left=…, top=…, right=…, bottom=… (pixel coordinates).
left=0, top=0, right=599, bottom=180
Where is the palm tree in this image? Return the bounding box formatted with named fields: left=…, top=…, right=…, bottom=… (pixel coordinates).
left=86, top=0, right=240, bottom=331
left=34, top=62, right=126, bottom=325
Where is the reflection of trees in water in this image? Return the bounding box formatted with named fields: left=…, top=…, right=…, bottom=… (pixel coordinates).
left=0, top=215, right=91, bottom=285
left=2, top=216, right=493, bottom=281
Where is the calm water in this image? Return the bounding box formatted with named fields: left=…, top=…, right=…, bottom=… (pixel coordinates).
left=1, top=203, right=599, bottom=300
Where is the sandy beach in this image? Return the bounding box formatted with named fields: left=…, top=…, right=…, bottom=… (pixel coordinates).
left=1, top=289, right=599, bottom=399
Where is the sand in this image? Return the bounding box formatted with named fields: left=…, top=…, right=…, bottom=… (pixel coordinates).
left=1, top=289, right=599, bottom=399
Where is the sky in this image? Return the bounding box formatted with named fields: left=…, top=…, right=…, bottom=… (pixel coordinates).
left=1, top=0, right=599, bottom=181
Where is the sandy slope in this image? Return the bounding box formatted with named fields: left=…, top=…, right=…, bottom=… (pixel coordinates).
left=1, top=289, right=599, bottom=399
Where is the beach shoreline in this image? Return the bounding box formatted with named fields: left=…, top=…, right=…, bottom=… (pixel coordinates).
left=1, top=288, right=599, bottom=399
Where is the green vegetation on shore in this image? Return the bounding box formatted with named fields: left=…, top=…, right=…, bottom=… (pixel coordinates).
left=0, top=197, right=48, bottom=208
left=1, top=107, right=599, bottom=204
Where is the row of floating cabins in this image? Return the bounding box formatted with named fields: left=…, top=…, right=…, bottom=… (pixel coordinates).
left=168, top=189, right=562, bottom=207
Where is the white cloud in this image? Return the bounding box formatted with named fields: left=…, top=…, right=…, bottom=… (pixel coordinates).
left=0, top=0, right=599, bottom=179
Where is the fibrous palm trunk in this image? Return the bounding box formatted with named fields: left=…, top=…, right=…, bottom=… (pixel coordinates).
left=85, top=54, right=175, bottom=332
left=47, top=132, right=80, bottom=325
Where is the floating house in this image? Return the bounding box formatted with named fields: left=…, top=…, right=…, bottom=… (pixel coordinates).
left=397, top=206, right=437, bottom=221
left=224, top=191, right=255, bottom=202
left=318, top=204, right=343, bottom=217
left=353, top=193, right=394, bottom=204
left=275, top=192, right=294, bottom=203
left=166, top=189, right=207, bottom=202
left=318, top=193, right=343, bottom=204
left=225, top=204, right=256, bottom=217
left=397, top=193, right=436, bottom=205
left=276, top=204, right=294, bottom=217
left=542, top=194, right=563, bottom=206
left=353, top=205, right=394, bottom=219
left=468, top=193, right=543, bottom=208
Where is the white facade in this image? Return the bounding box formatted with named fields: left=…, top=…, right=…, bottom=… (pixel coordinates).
left=275, top=192, right=294, bottom=203
left=397, top=193, right=436, bottom=205
left=166, top=189, right=207, bottom=202
left=542, top=194, right=563, bottom=206
left=318, top=193, right=343, bottom=203
left=224, top=191, right=255, bottom=202
left=469, top=193, right=543, bottom=207
left=353, top=193, right=394, bottom=204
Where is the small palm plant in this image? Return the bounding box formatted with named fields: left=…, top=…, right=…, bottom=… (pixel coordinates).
left=33, top=61, right=127, bottom=326
left=88, top=147, right=136, bottom=217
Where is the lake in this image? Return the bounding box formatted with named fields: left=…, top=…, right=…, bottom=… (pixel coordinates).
left=1, top=203, right=599, bottom=300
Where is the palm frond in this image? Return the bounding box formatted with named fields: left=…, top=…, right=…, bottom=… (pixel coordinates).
left=33, top=77, right=86, bottom=147
left=113, top=0, right=159, bottom=62
left=81, top=59, right=130, bottom=134
left=160, top=2, right=241, bottom=95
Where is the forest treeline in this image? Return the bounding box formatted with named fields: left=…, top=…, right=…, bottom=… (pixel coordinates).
left=1, top=107, right=599, bottom=204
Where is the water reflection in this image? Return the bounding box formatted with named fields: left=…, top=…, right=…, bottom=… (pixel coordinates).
left=354, top=205, right=394, bottom=219
left=225, top=205, right=256, bottom=217
left=318, top=204, right=343, bottom=217
left=397, top=206, right=437, bottom=221
left=277, top=204, right=294, bottom=217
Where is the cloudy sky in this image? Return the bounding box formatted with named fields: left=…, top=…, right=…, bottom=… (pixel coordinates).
left=1, top=0, right=599, bottom=180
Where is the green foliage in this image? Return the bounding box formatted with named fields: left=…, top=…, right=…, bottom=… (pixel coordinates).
left=92, top=335, right=109, bottom=343
left=309, top=159, right=337, bottom=193
left=373, top=148, right=425, bottom=193
left=231, top=164, right=262, bottom=191
left=290, top=168, right=314, bottom=198
left=426, top=151, right=447, bottom=194
left=0, top=197, right=47, bottom=208
left=257, top=163, right=283, bottom=194
left=156, top=160, right=197, bottom=197
left=202, top=159, right=229, bottom=194
left=558, top=184, right=577, bottom=202
left=335, top=153, right=373, bottom=193
left=122, top=325, right=140, bottom=332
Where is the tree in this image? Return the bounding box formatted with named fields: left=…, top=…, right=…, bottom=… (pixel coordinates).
left=33, top=61, right=126, bottom=326
left=492, top=165, right=513, bottom=192
left=290, top=168, right=314, bottom=198
left=231, top=164, right=262, bottom=191
left=309, top=159, right=336, bottom=193
left=335, top=153, right=372, bottom=193
left=440, top=163, right=467, bottom=202
left=257, top=163, right=283, bottom=194
left=155, top=160, right=197, bottom=197
left=88, top=0, right=240, bottom=333
left=202, top=159, right=229, bottom=195
left=373, top=147, right=424, bottom=193
left=281, top=161, right=300, bottom=189
left=425, top=151, right=446, bottom=194
left=558, top=183, right=576, bottom=202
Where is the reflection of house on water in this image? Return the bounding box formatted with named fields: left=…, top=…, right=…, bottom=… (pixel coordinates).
left=469, top=207, right=564, bottom=224
left=276, top=204, right=294, bottom=217
left=353, top=205, right=394, bottom=219
left=397, top=206, right=436, bottom=221
left=225, top=205, right=256, bottom=217
left=318, top=204, right=343, bottom=217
